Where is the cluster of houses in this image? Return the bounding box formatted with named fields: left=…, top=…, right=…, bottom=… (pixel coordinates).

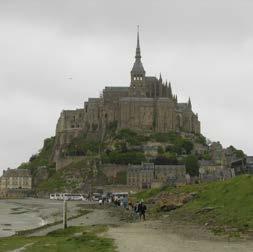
left=1, top=155, right=252, bottom=197
left=0, top=168, right=32, bottom=198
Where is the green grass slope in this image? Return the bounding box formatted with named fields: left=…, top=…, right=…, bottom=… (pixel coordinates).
left=137, top=175, right=253, bottom=232
left=183, top=175, right=253, bottom=231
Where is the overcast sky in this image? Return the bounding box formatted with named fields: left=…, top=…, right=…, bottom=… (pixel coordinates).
left=1, top=0, right=253, bottom=175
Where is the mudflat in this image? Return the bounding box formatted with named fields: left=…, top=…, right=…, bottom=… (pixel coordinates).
left=0, top=198, right=88, bottom=237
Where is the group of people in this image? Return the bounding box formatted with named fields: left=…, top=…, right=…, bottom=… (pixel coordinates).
left=98, top=194, right=147, bottom=221
left=131, top=200, right=147, bottom=221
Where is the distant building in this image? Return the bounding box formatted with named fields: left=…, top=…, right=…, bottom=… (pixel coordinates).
left=53, top=30, right=201, bottom=169
left=246, top=156, right=253, bottom=173
left=127, top=163, right=186, bottom=189
left=0, top=168, right=32, bottom=191
left=231, top=156, right=253, bottom=174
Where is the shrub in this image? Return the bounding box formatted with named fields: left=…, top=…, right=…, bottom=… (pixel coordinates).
left=115, top=129, right=148, bottom=145
left=154, top=155, right=178, bottom=165
left=152, top=132, right=180, bottom=143
left=158, top=146, right=165, bottom=154
left=103, top=151, right=146, bottom=165
left=181, top=140, right=194, bottom=154
left=17, top=137, right=55, bottom=174
left=185, top=155, right=199, bottom=176
left=65, top=135, right=99, bottom=156
left=195, top=134, right=207, bottom=145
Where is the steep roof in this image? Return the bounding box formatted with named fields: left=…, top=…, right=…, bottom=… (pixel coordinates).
left=104, top=86, right=129, bottom=92
left=131, top=29, right=145, bottom=75
left=2, top=169, right=31, bottom=178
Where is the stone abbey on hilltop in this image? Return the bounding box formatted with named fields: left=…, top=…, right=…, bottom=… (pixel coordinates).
left=54, top=31, right=201, bottom=162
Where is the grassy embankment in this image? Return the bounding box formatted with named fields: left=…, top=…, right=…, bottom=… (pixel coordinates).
left=136, top=175, right=253, bottom=234
left=0, top=225, right=116, bottom=252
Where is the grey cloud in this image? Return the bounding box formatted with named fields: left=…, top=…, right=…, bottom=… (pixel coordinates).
left=0, top=0, right=253, bottom=174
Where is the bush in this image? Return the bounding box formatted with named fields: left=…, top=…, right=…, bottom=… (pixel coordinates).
left=65, top=135, right=99, bottom=156
left=165, top=139, right=194, bottom=155
left=185, top=155, right=199, bottom=176
left=181, top=140, right=194, bottom=154
left=158, top=146, right=165, bottom=154
left=154, top=155, right=178, bottom=165
left=152, top=132, right=179, bottom=143
left=195, top=134, right=207, bottom=145
left=102, top=151, right=146, bottom=165
left=115, top=129, right=148, bottom=145
left=17, top=137, right=55, bottom=174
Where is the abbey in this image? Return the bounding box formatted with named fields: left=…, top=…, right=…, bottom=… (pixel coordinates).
left=55, top=31, right=200, bottom=151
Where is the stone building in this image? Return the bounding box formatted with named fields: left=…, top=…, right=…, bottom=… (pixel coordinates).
left=53, top=31, right=201, bottom=165
left=127, top=163, right=186, bottom=189
left=0, top=168, right=32, bottom=191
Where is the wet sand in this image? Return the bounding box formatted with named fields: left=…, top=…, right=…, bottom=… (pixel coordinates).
left=0, top=198, right=88, bottom=237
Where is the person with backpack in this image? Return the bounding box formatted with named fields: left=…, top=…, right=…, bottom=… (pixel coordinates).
left=137, top=199, right=147, bottom=221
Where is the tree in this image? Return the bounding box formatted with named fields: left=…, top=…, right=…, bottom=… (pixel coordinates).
left=182, top=140, right=194, bottom=154
left=185, top=155, right=199, bottom=176
left=154, top=155, right=178, bottom=165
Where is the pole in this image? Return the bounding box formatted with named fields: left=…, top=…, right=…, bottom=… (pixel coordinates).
left=63, top=199, right=67, bottom=229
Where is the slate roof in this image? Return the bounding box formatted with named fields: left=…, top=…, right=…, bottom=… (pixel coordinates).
left=2, top=168, right=31, bottom=178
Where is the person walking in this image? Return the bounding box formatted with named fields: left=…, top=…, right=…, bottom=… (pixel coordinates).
left=137, top=200, right=147, bottom=221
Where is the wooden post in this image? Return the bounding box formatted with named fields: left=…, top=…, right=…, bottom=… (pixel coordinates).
left=63, top=199, right=67, bottom=229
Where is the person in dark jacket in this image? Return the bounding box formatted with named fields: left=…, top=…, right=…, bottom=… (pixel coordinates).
left=137, top=200, right=147, bottom=221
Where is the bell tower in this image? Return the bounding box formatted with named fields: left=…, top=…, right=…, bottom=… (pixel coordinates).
left=129, top=27, right=146, bottom=97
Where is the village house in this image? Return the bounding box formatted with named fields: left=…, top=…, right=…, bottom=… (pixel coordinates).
left=0, top=168, right=32, bottom=192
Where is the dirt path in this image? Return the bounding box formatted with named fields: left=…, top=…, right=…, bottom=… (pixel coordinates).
left=107, top=221, right=253, bottom=252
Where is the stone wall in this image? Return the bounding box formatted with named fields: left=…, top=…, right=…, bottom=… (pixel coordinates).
left=56, top=156, right=86, bottom=170
left=99, top=164, right=128, bottom=178
left=199, top=165, right=234, bottom=182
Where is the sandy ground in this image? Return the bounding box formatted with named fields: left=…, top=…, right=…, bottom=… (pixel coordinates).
left=0, top=198, right=93, bottom=237
left=107, top=221, right=253, bottom=252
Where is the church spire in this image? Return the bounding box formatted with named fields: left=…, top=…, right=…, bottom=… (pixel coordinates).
left=188, top=97, right=192, bottom=109
left=131, top=26, right=145, bottom=76
left=130, top=27, right=146, bottom=97
left=135, top=25, right=141, bottom=60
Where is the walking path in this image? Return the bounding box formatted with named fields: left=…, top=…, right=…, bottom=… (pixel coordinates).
left=24, top=206, right=253, bottom=251
left=107, top=220, right=253, bottom=252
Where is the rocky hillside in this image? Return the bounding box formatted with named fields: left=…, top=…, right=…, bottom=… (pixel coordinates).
left=17, top=127, right=245, bottom=193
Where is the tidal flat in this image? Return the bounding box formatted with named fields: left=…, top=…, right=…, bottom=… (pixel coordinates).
left=0, top=198, right=85, bottom=237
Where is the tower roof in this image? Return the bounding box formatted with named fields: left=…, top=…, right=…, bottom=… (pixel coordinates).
left=188, top=97, right=192, bottom=109
left=131, top=26, right=145, bottom=75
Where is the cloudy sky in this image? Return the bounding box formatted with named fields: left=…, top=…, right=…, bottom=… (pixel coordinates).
left=1, top=0, right=253, bottom=175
